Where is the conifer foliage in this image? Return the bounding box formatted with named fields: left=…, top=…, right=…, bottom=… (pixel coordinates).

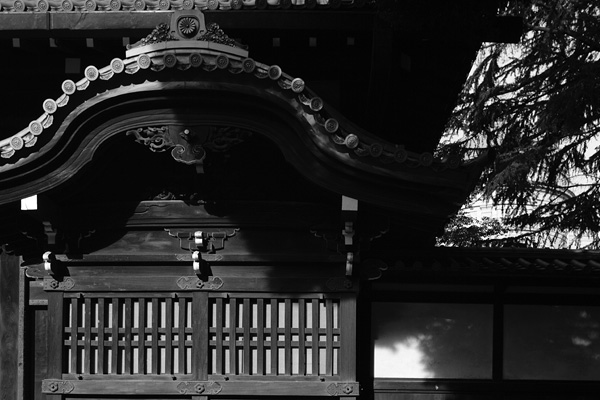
left=440, top=0, right=600, bottom=247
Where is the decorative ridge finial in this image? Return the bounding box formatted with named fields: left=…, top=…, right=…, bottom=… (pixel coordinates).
left=126, top=10, right=246, bottom=51
left=126, top=23, right=175, bottom=49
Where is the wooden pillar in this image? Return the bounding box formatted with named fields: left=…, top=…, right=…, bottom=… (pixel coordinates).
left=192, top=292, right=209, bottom=400
left=0, top=253, right=21, bottom=400
left=192, top=292, right=209, bottom=380
left=340, top=293, right=357, bottom=382
left=46, top=291, right=64, bottom=400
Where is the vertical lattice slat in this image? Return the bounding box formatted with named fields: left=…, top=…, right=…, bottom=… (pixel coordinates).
left=71, top=297, right=79, bottom=374
left=243, top=298, right=251, bottom=375
left=98, top=298, right=105, bottom=374
left=229, top=298, right=237, bottom=375
left=178, top=297, right=186, bottom=374
left=257, top=299, right=265, bottom=375
left=138, top=298, right=146, bottom=374
left=326, top=299, right=334, bottom=375
left=111, top=298, right=119, bottom=374
left=124, top=298, right=132, bottom=374
left=84, top=297, right=92, bottom=374
left=284, top=299, right=292, bottom=375
left=165, top=297, right=173, bottom=375
left=151, top=298, right=159, bottom=374
left=215, top=297, right=224, bottom=374
left=311, top=299, right=319, bottom=376
left=298, top=299, right=306, bottom=376
left=270, top=299, right=278, bottom=375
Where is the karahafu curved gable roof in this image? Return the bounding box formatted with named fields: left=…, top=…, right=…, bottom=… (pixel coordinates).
left=0, top=10, right=485, bottom=220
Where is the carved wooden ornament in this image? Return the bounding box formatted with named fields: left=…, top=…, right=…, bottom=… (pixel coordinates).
left=42, top=380, right=75, bottom=394
left=43, top=277, right=75, bottom=291
left=176, top=276, right=224, bottom=290
left=326, top=382, right=359, bottom=396
left=176, top=381, right=222, bottom=395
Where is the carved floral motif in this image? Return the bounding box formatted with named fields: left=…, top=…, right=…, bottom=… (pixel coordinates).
left=43, top=277, right=75, bottom=291
left=176, top=381, right=222, bottom=394
left=127, top=126, right=206, bottom=169
left=176, top=276, right=224, bottom=290
left=178, top=16, right=199, bottom=38
left=42, top=380, right=75, bottom=394
left=326, top=383, right=359, bottom=396
left=128, top=126, right=253, bottom=171
left=127, top=23, right=175, bottom=49
left=197, top=22, right=240, bottom=48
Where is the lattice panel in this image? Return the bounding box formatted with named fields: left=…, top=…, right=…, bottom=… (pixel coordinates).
left=64, top=294, right=193, bottom=375
left=208, top=296, right=341, bottom=376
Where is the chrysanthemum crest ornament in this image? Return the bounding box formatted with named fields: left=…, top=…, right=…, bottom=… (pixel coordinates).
left=171, top=11, right=206, bottom=41
left=125, top=10, right=248, bottom=61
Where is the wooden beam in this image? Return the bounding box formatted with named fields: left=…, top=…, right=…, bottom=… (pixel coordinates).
left=17, top=266, right=26, bottom=400
left=0, top=11, right=375, bottom=37
left=40, top=379, right=360, bottom=395
left=0, top=253, right=20, bottom=400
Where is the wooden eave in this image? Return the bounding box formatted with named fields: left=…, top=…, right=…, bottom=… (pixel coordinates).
left=373, top=247, right=600, bottom=279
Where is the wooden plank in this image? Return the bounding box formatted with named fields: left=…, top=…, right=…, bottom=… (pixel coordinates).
left=124, top=298, right=132, bottom=374
left=193, top=292, right=209, bottom=381
left=215, top=298, right=223, bottom=375
left=45, top=290, right=65, bottom=400
left=270, top=299, right=278, bottom=375
left=84, top=297, right=92, bottom=374
left=311, top=299, right=319, bottom=376
left=98, top=298, right=105, bottom=374
left=165, top=297, right=172, bottom=375
left=298, top=299, right=306, bottom=376
left=151, top=298, right=159, bottom=374
left=339, top=294, right=356, bottom=381
left=64, top=292, right=192, bottom=299
left=39, top=275, right=351, bottom=293
left=33, top=307, right=49, bottom=400
left=16, top=265, right=26, bottom=400
left=243, top=298, right=251, bottom=375
left=46, top=291, right=64, bottom=378
left=111, top=298, right=119, bottom=374
left=257, top=299, right=265, bottom=375
left=325, top=299, right=333, bottom=376
left=229, top=298, right=237, bottom=375
left=71, top=297, right=79, bottom=375
left=178, top=297, right=186, bottom=374
left=284, top=299, right=292, bottom=375
left=138, top=298, right=146, bottom=375
left=40, top=379, right=359, bottom=395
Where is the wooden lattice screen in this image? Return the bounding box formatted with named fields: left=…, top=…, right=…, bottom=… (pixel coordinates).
left=64, top=293, right=194, bottom=376
left=208, top=295, right=340, bottom=376
left=43, top=281, right=357, bottom=398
